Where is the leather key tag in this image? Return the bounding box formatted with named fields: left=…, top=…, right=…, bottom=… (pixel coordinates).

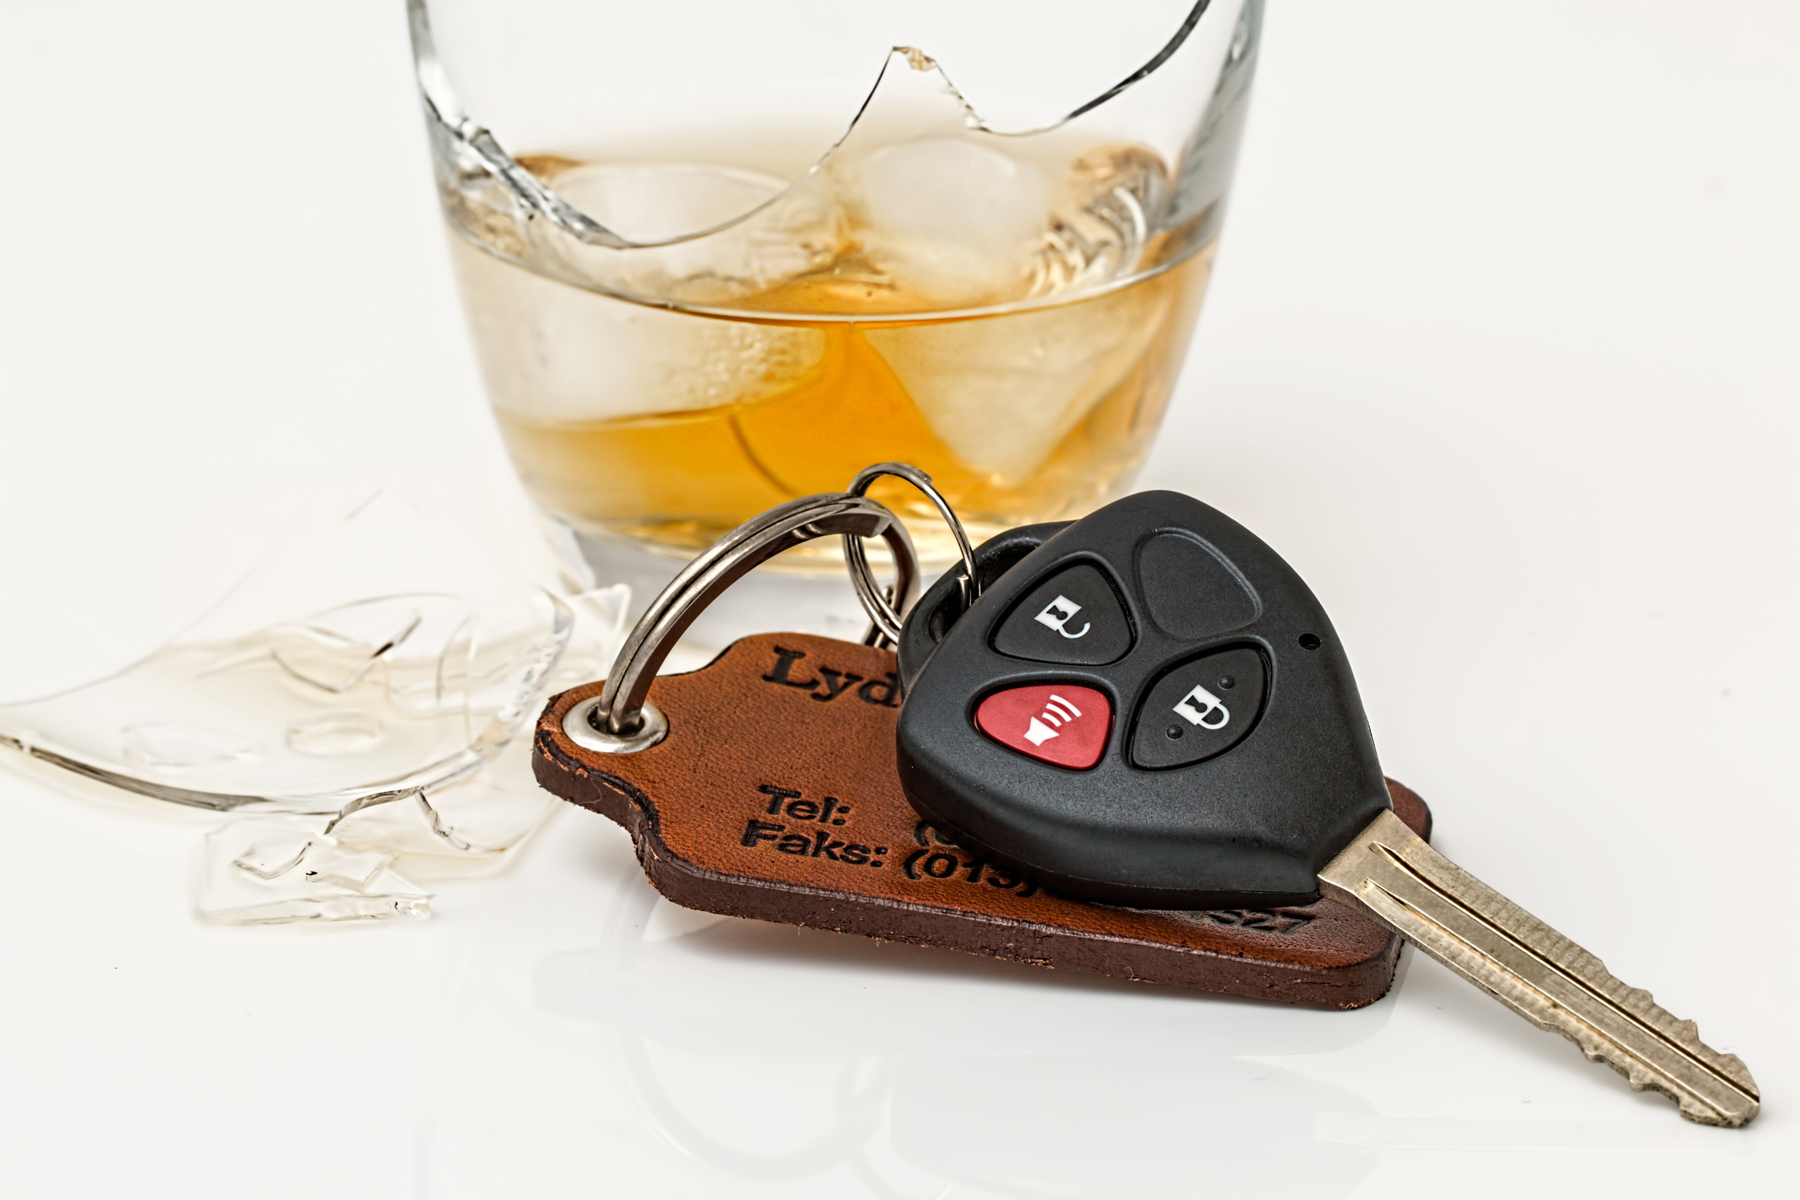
left=534, top=633, right=1433, bottom=1009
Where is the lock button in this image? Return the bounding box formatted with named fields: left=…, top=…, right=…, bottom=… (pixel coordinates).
left=1129, top=647, right=1268, bottom=769
left=991, top=564, right=1133, bottom=666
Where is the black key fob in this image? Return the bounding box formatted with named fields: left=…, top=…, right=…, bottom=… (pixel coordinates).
left=895, top=491, right=1389, bottom=909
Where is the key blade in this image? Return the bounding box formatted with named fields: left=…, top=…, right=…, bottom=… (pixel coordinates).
left=1320, top=810, right=1759, bottom=1127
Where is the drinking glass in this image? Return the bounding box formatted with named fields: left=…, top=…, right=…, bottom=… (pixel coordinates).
left=409, top=0, right=1262, bottom=637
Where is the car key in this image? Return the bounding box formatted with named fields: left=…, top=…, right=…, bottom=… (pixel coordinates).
left=534, top=473, right=1441, bottom=1012
left=895, top=489, right=1759, bottom=1126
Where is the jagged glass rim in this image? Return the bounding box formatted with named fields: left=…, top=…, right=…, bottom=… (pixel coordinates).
left=407, top=0, right=1218, bottom=253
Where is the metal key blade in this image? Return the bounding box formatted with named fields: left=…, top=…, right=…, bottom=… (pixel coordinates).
left=1320, top=809, right=1759, bottom=1127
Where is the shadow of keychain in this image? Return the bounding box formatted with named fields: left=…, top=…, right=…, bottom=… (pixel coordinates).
left=534, top=464, right=1432, bottom=1010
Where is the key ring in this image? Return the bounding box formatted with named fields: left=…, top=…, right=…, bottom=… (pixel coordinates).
left=564, top=488, right=920, bottom=754
left=842, top=463, right=980, bottom=638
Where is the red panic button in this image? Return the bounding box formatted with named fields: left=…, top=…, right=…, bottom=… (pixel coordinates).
left=974, top=684, right=1111, bottom=770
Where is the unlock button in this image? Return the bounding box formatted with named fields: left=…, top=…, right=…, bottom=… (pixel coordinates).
left=1130, top=647, right=1267, bottom=769
left=992, top=564, right=1133, bottom=665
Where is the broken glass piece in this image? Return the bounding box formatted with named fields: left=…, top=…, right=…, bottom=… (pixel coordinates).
left=0, top=590, right=569, bottom=812
left=2, top=483, right=631, bottom=925
left=325, top=739, right=557, bottom=866
left=286, top=710, right=384, bottom=757
left=328, top=789, right=474, bottom=855
left=545, top=584, right=632, bottom=693
left=266, top=604, right=423, bottom=693
left=231, top=831, right=313, bottom=881
left=193, top=737, right=561, bottom=924
left=0, top=493, right=613, bottom=815
left=122, top=723, right=261, bottom=772
left=199, top=818, right=431, bottom=925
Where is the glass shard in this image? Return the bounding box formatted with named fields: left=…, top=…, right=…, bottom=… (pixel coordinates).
left=200, top=818, right=431, bottom=925
left=0, top=494, right=600, bottom=814
left=1, top=487, right=632, bottom=925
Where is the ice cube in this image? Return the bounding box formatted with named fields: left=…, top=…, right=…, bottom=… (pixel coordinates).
left=546, top=161, right=786, bottom=245
left=449, top=232, right=827, bottom=424
left=843, top=137, right=1054, bottom=307
left=542, top=158, right=848, bottom=303
left=865, top=280, right=1165, bottom=480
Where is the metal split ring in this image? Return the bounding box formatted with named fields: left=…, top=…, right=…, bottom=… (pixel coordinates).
left=564, top=488, right=922, bottom=755
left=842, top=463, right=980, bottom=644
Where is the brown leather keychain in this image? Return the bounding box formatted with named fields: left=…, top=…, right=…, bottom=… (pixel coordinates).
left=533, top=467, right=1432, bottom=1010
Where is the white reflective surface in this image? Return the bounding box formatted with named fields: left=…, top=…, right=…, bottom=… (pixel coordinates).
left=2, top=2, right=1796, bottom=1196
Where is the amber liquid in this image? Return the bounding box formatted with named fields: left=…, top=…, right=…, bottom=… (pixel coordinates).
left=447, top=152, right=1217, bottom=569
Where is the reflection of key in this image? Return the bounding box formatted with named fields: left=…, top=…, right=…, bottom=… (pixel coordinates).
left=898, top=488, right=1761, bottom=1126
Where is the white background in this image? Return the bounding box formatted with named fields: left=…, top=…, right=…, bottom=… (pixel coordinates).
left=2, top=2, right=1796, bottom=1196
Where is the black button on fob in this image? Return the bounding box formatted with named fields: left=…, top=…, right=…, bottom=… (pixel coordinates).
left=991, top=563, right=1133, bottom=665
left=1132, top=647, right=1266, bottom=769
left=895, top=491, right=1390, bottom=910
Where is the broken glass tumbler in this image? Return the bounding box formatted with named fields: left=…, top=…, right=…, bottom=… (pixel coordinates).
left=412, top=0, right=1264, bottom=644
